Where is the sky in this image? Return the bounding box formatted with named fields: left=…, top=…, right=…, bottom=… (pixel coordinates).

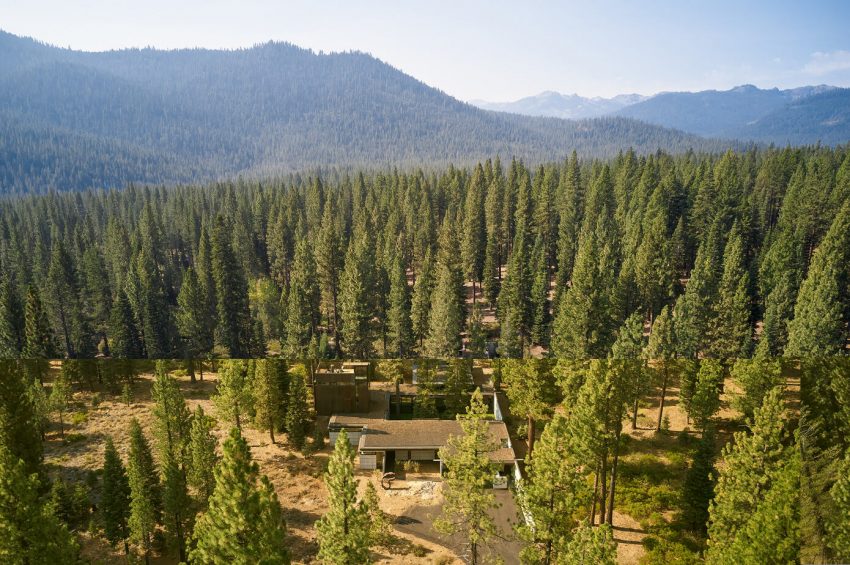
left=2, top=0, right=850, bottom=101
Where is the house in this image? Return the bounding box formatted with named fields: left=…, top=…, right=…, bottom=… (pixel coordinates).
left=326, top=366, right=517, bottom=488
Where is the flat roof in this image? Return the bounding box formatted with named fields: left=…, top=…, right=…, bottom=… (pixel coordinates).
left=358, top=419, right=515, bottom=462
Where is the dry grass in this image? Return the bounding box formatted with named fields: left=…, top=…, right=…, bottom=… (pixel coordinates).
left=42, top=369, right=459, bottom=564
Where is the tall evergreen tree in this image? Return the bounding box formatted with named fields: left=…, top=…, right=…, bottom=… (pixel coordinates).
left=284, top=237, right=319, bottom=357
left=517, top=414, right=590, bottom=564
left=0, top=440, right=79, bottom=563
left=285, top=369, right=309, bottom=450
left=0, top=276, right=24, bottom=358
left=435, top=389, right=500, bottom=564
left=212, top=360, right=253, bottom=431
left=338, top=236, right=374, bottom=358
left=424, top=219, right=464, bottom=358
left=386, top=251, right=414, bottom=357
left=127, top=418, right=160, bottom=565
left=0, top=361, right=43, bottom=475
left=706, top=387, right=793, bottom=562
left=785, top=200, right=850, bottom=356
left=100, top=437, right=131, bottom=553
left=188, top=405, right=218, bottom=505
left=151, top=367, right=192, bottom=561
left=22, top=285, right=56, bottom=360
left=254, top=359, right=284, bottom=444
left=560, top=521, right=617, bottom=565
left=176, top=267, right=214, bottom=365
left=190, top=428, right=289, bottom=564
left=411, top=248, right=435, bottom=350
left=681, top=429, right=716, bottom=533
left=708, top=224, right=752, bottom=357
left=109, top=289, right=144, bottom=358
left=316, top=429, right=372, bottom=564
left=211, top=215, right=252, bottom=358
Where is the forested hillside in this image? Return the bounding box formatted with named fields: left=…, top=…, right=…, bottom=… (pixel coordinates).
left=0, top=30, right=730, bottom=195
left=1, top=146, right=848, bottom=360
left=611, top=83, right=850, bottom=144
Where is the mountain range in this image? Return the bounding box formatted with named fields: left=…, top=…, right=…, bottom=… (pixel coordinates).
left=2, top=30, right=848, bottom=195
left=473, top=84, right=850, bottom=145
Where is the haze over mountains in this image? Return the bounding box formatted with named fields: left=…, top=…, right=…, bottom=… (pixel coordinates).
left=473, top=84, right=850, bottom=145
left=0, top=29, right=847, bottom=195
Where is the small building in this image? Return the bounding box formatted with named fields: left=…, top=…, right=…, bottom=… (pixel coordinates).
left=313, top=363, right=370, bottom=415
left=331, top=418, right=516, bottom=487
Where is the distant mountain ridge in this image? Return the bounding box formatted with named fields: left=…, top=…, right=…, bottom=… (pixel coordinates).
left=472, top=84, right=849, bottom=144
left=470, top=91, right=648, bottom=119
left=0, top=30, right=738, bottom=195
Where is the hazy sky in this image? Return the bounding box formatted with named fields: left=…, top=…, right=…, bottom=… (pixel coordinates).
left=2, top=0, right=849, bottom=101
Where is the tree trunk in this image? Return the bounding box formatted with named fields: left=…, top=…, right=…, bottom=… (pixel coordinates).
left=269, top=425, right=276, bottom=445
left=607, top=425, right=622, bottom=524
left=598, top=450, right=609, bottom=524
left=199, top=359, right=204, bottom=381
left=58, top=409, right=64, bottom=439
left=589, top=464, right=600, bottom=525
left=187, top=358, right=196, bottom=383
left=527, top=415, right=536, bottom=457
left=632, top=397, right=639, bottom=430
left=656, top=365, right=668, bottom=432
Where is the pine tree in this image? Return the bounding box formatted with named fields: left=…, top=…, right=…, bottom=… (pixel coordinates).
left=50, top=371, right=71, bottom=440
left=46, top=239, right=88, bottom=357
left=316, top=428, right=372, bottom=564
left=673, top=219, right=723, bottom=358
left=410, top=248, right=435, bottom=350
left=109, top=289, right=144, bottom=358
left=786, top=200, right=850, bottom=356
left=551, top=208, right=617, bottom=357
left=560, top=521, right=617, bottom=565
left=467, top=302, right=486, bottom=357
left=134, top=246, right=174, bottom=358
left=101, top=437, right=131, bottom=553
left=363, top=480, right=392, bottom=547
left=462, top=164, right=487, bottom=303
left=338, top=236, right=374, bottom=358
left=176, top=267, right=214, bottom=363
left=127, top=418, right=160, bottom=565
left=190, top=428, right=289, bottom=564
left=284, top=237, right=319, bottom=357
left=212, top=360, right=253, bottom=431
left=386, top=251, right=414, bottom=357
left=554, top=152, right=583, bottom=305
left=716, top=446, right=801, bottom=564
left=211, top=215, right=252, bottom=358
left=285, top=369, right=309, bottom=450
left=611, top=311, right=647, bottom=430
left=0, top=362, right=43, bottom=475
left=706, top=388, right=790, bottom=561
left=502, top=359, right=555, bottom=457
left=151, top=366, right=191, bottom=561
left=529, top=235, right=551, bottom=346
left=188, top=405, right=218, bottom=505
left=646, top=306, right=675, bottom=432
left=444, top=359, right=472, bottom=417
left=828, top=451, right=850, bottom=562
left=254, top=359, right=283, bottom=444
left=23, top=285, right=56, bottom=361
left=708, top=224, right=752, bottom=357
left=681, top=429, right=716, bottom=533
left=435, top=389, right=500, bottom=564
left=316, top=200, right=342, bottom=343
left=0, top=440, right=79, bottom=563
left=731, top=357, right=783, bottom=420
left=0, top=275, right=24, bottom=358
left=689, top=360, right=723, bottom=432
left=517, top=414, right=590, bottom=564
left=498, top=228, right=530, bottom=358
left=424, top=219, right=463, bottom=358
